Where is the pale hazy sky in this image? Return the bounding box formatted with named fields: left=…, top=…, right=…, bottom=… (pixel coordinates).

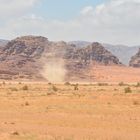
left=0, top=0, right=140, bottom=45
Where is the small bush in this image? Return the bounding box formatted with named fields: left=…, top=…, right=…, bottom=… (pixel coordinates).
left=124, top=87, right=132, bottom=93
left=10, top=87, right=18, bottom=91
left=52, top=85, right=58, bottom=92
left=114, top=88, right=118, bottom=91
left=47, top=92, right=55, bottom=96
left=22, top=85, right=28, bottom=90
left=74, top=84, right=79, bottom=90
left=136, top=82, right=140, bottom=87
left=2, top=81, right=5, bottom=85
left=98, top=83, right=108, bottom=86
left=133, top=100, right=139, bottom=105
left=18, top=82, right=22, bottom=85
left=11, top=131, right=19, bottom=136
left=48, top=82, right=52, bottom=85
left=119, top=82, right=125, bottom=86
left=64, top=82, right=71, bottom=86
left=25, top=101, right=29, bottom=106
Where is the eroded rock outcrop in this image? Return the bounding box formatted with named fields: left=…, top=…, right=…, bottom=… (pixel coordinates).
left=129, top=48, right=140, bottom=67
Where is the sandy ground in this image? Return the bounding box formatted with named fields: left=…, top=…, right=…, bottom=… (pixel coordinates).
left=0, top=82, right=140, bottom=140
left=90, top=65, right=140, bottom=82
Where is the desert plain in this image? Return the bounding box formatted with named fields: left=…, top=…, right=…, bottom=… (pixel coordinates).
left=0, top=81, right=139, bottom=140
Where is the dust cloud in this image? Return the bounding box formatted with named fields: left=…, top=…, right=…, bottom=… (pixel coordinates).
left=41, top=58, right=66, bottom=83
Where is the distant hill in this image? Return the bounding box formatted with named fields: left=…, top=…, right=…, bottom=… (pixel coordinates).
left=69, top=41, right=140, bottom=65
left=103, top=44, right=139, bottom=65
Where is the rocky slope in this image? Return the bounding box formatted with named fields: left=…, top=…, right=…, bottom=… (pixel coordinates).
left=69, top=41, right=140, bottom=65
left=0, top=36, right=122, bottom=81
left=103, top=44, right=139, bottom=65
left=129, top=48, right=140, bottom=67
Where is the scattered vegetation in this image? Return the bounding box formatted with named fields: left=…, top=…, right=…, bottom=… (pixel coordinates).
left=48, top=82, right=52, bottom=85
left=64, top=82, right=71, bottom=86
left=2, top=81, right=6, bottom=85
left=114, top=88, right=118, bottom=91
left=136, top=82, right=140, bottom=87
left=25, top=101, right=29, bottom=106
left=11, top=131, right=19, bottom=136
left=18, top=82, right=22, bottom=84
left=98, top=83, right=109, bottom=86
left=21, top=85, right=28, bottom=90
left=74, top=84, right=79, bottom=90
left=124, top=87, right=132, bottom=93
left=119, top=82, right=125, bottom=86
left=10, top=87, right=18, bottom=91
left=133, top=100, right=139, bottom=105
left=52, top=85, right=58, bottom=92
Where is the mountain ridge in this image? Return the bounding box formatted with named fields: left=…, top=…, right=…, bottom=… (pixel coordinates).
left=0, top=36, right=122, bottom=81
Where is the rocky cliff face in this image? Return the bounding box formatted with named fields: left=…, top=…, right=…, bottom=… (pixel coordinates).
left=69, top=42, right=121, bottom=65
left=0, top=36, right=122, bottom=81
left=0, top=36, right=49, bottom=80
left=129, top=48, right=140, bottom=67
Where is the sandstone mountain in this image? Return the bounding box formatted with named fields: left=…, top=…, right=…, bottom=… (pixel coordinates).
left=0, top=36, right=122, bottom=81
left=129, top=48, right=140, bottom=67
left=69, top=41, right=140, bottom=65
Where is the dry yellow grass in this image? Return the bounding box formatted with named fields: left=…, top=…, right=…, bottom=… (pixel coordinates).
left=0, top=82, right=140, bottom=140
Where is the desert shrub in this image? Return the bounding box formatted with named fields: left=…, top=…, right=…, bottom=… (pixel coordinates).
left=52, top=85, right=58, bottom=92
left=119, top=82, right=125, bottom=86
left=25, top=101, right=29, bottom=106
left=133, top=100, right=139, bottom=105
left=48, top=82, right=52, bottom=85
left=18, top=82, right=22, bottom=84
left=64, top=82, right=71, bottom=86
left=10, top=87, right=18, bottom=91
left=19, top=75, right=24, bottom=78
left=2, top=81, right=5, bottom=85
left=11, top=131, right=19, bottom=135
left=22, top=85, right=28, bottom=90
left=136, top=82, right=140, bottom=87
left=47, top=92, right=55, bottom=96
left=124, top=87, right=132, bottom=93
left=74, top=84, right=79, bottom=90
left=114, top=88, right=118, bottom=91
left=98, top=83, right=108, bottom=86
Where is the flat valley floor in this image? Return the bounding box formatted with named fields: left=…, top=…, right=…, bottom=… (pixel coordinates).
left=0, top=82, right=140, bottom=140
